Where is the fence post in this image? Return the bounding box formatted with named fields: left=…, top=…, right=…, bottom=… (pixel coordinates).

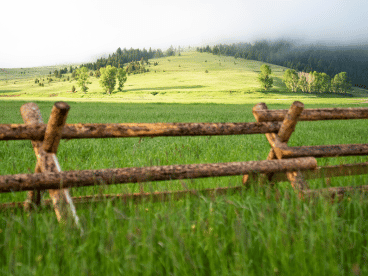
left=20, top=102, right=81, bottom=230
left=276, top=101, right=309, bottom=191
left=245, top=101, right=309, bottom=193
left=243, top=103, right=277, bottom=185
left=20, top=103, right=43, bottom=209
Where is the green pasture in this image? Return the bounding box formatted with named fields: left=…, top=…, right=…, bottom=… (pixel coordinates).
left=1, top=51, right=368, bottom=105
left=1, top=100, right=368, bottom=275
left=1, top=51, right=368, bottom=274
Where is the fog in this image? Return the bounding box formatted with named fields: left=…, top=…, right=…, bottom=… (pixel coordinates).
left=1, top=0, right=367, bottom=68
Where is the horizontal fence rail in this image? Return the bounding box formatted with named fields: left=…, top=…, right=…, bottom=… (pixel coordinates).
left=1, top=100, right=368, bottom=217
left=3, top=181, right=368, bottom=211
left=0, top=186, right=247, bottom=210
left=253, top=108, right=368, bottom=122
left=302, top=185, right=368, bottom=199
left=255, top=162, right=368, bottom=182
left=0, top=157, right=317, bottom=193
left=275, top=144, right=368, bottom=159
left=0, top=122, right=282, bottom=140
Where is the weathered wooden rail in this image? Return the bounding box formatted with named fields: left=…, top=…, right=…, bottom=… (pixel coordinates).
left=1, top=101, right=368, bottom=228
left=243, top=101, right=368, bottom=199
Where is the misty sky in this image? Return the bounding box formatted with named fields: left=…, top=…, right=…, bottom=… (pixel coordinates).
left=1, top=0, right=367, bottom=68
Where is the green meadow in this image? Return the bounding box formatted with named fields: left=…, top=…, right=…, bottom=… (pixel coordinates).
left=1, top=51, right=368, bottom=105
left=1, top=52, right=368, bottom=275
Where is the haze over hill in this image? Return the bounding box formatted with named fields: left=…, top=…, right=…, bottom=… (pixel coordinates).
left=1, top=0, right=368, bottom=68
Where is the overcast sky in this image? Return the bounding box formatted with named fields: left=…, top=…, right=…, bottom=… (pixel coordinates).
left=1, top=0, right=367, bottom=68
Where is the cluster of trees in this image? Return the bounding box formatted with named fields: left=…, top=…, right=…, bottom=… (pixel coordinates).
left=99, top=65, right=127, bottom=94
left=81, top=47, right=163, bottom=71
left=197, top=41, right=368, bottom=88
left=53, top=67, right=68, bottom=78
left=126, top=58, right=148, bottom=75
left=73, top=66, right=127, bottom=94
left=256, top=64, right=351, bottom=94
left=283, top=70, right=352, bottom=94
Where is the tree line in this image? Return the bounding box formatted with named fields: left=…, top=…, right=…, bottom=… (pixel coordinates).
left=197, top=41, right=368, bottom=88
left=257, top=65, right=351, bottom=94
left=283, top=70, right=351, bottom=94
left=81, top=47, right=164, bottom=71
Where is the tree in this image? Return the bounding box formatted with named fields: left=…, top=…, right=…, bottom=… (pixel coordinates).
left=309, top=71, right=321, bottom=92
left=282, top=69, right=299, bottom=92
left=75, top=67, right=91, bottom=93
left=140, top=58, right=146, bottom=73
left=298, top=72, right=314, bottom=93
left=319, top=73, right=331, bottom=93
left=257, top=64, right=273, bottom=91
left=298, top=73, right=308, bottom=93
left=166, top=45, right=175, bottom=57
left=117, top=68, right=127, bottom=92
left=99, top=65, right=117, bottom=94
left=331, top=72, right=351, bottom=93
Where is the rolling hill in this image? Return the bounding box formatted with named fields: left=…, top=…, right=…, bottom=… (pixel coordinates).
left=1, top=51, right=367, bottom=105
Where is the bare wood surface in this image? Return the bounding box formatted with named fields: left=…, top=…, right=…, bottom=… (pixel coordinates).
left=20, top=103, right=44, bottom=210
left=3, top=181, right=368, bottom=211
left=0, top=121, right=282, bottom=141
left=253, top=107, right=368, bottom=122
left=42, top=102, right=70, bottom=153
left=287, top=171, right=309, bottom=191
left=272, top=162, right=368, bottom=182
left=302, top=185, right=368, bottom=200
left=20, top=102, right=81, bottom=229
left=0, top=157, right=317, bottom=193
left=245, top=101, right=309, bottom=191
left=243, top=103, right=278, bottom=185
left=277, top=101, right=304, bottom=143
left=275, top=143, right=368, bottom=159
left=0, top=186, right=246, bottom=211
left=279, top=102, right=309, bottom=191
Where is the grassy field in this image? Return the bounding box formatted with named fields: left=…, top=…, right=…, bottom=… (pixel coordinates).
left=1, top=100, right=368, bottom=275
left=1, top=51, right=368, bottom=105
left=1, top=52, right=368, bottom=275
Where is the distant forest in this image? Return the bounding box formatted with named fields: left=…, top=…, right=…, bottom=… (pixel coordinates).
left=81, top=47, right=164, bottom=71
left=197, top=41, right=368, bottom=88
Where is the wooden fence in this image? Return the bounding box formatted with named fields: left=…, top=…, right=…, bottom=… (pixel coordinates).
left=243, top=101, right=368, bottom=199
left=0, top=101, right=368, bottom=228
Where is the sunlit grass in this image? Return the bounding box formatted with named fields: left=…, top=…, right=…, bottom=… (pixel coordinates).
left=1, top=51, right=368, bottom=105
left=1, top=101, right=368, bottom=274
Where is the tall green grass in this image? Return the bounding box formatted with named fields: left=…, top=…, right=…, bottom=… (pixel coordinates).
left=1, top=100, right=368, bottom=275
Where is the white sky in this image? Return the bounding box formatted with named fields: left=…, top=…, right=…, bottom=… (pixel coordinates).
left=1, top=0, right=368, bottom=68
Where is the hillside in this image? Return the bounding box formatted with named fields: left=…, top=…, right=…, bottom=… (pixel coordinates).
left=1, top=51, right=368, bottom=105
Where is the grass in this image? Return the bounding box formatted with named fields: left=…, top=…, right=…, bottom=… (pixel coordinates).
left=1, top=51, right=368, bottom=105
left=1, top=51, right=368, bottom=274
left=1, top=100, right=368, bottom=275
